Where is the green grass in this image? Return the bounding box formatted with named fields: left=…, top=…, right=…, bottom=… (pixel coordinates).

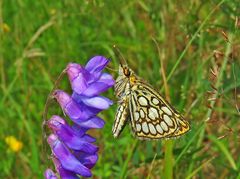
left=1, top=0, right=240, bottom=178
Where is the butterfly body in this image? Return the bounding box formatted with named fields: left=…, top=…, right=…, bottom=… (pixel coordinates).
left=113, top=62, right=190, bottom=140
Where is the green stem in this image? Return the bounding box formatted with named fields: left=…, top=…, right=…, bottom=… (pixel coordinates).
left=163, top=140, right=174, bottom=179
left=120, top=139, right=138, bottom=179
left=161, top=0, right=226, bottom=92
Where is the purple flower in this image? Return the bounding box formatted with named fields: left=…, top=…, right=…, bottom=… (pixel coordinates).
left=45, top=56, right=114, bottom=179
left=66, top=56, right=114, bottom=97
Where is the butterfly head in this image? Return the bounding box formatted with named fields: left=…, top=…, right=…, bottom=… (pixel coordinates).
left=118, top=57, right=132, bottom=75
left=118, top=63, right=138, bottom=86
left=121, top=65, right=131, bottom=76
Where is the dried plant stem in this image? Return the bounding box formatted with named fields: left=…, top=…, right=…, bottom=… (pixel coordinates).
left=147, top=153, right=157, bottom=179
left=198, top=34, right=233, bottom=146
left=1, top=17, right=55, bottom=105
left=186, top=34, right=233, bottom=176
left=152, top=38, right=173, bottom=179
left=186, top=156, right=216, bottom=179
left=162, top=0, right=226, bottom=91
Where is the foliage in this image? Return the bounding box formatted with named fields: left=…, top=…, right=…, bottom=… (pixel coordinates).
left=0, top=0, right=239, bottom=178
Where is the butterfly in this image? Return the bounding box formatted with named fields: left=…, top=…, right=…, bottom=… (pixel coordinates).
left=112, top=58, right=190, bottom=140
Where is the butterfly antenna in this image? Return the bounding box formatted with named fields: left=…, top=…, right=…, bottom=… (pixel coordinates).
left=104, top=55, right=118, bottom=72
left=113, top=44, right=127, bottom=67
left=106, top=65, right=118, bottom=72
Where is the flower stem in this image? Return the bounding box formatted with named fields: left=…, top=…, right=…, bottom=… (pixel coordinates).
left=163, top=140, right=174, bottom=179
left=42, top=68, right=67, bottom=162
left=120, top=139, right=138, bottom=178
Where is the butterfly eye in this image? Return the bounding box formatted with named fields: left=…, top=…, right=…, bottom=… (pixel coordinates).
left=123, top=67, right=130, bottom=76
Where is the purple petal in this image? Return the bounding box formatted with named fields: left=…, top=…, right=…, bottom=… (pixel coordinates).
left=80, top=134, right=96, bottom=143
left=53, top=90, right=93, bottom=121
left=85, top=56, right=109, bottom=80
left=48, top=116, right=98, bottom=154
left=77, top=116, right=105, bottom=129
left=82, top=82, right=113, bottom=97
left=80, top=153, right=98, bottom=169
left=70, top=73, right=88, bottom=94
left=66, top=63, right=93, bottom=83
left=85, top=56, right=109, bottom=73
left=71, top=125, right=96, bottom=142
left=48, top=116, right=85, bottom=137
left=44, top=169, right=58, bottom=179
left=98, top=73, right=115, bottom=85
left=72, top=93, right=102, bottom=116
left=66, top=140, right=98, bottom=154
left=74, top=152, right=98, bottom=169
left=66, top=63, right=95, bottom=94
left=71, top=124, right=88, bottom=136
left=47, top=134, right=92, bottom=177
left=52, top=158, right=80, bottom=179
left=81, top=96, right=113, bottom=110
left=66, top=63, right=83, bottom=82
left=47, top=115, right=67, bottom=132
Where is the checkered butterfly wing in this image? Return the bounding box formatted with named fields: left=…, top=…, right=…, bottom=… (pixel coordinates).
left=129, top=81, right=189, bottom=139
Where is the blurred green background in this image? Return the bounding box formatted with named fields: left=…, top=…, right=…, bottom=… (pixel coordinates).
left=1, top=0, right=240, bottom=178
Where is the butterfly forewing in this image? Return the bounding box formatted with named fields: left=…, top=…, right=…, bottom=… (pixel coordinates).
left=129, top=83, right=180, bottom=139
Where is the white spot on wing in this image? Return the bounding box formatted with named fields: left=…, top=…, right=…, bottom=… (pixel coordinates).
left=142, top=122, right=149, bottom=133
left=139, top=109, right=145, bottom=118
left=156, top=124, right=163, bottom=134
left=160, top=121, right=168, bottom=131
left=138, top=96, right=148, bottom=106
left=161, top=106, right=172, bottom=115
left=134, top=112, right=140, bottom=121
left=148, top=107, right=159, bottom=120
left=163, top=114, right=173, bottom=126
left=148, top=123, right=157, bottom=135
left=152, top=98, right=159, bottom=105
left=136, top=123, right=141, bottom=132
left=148, top=113, right=154, bottom=120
